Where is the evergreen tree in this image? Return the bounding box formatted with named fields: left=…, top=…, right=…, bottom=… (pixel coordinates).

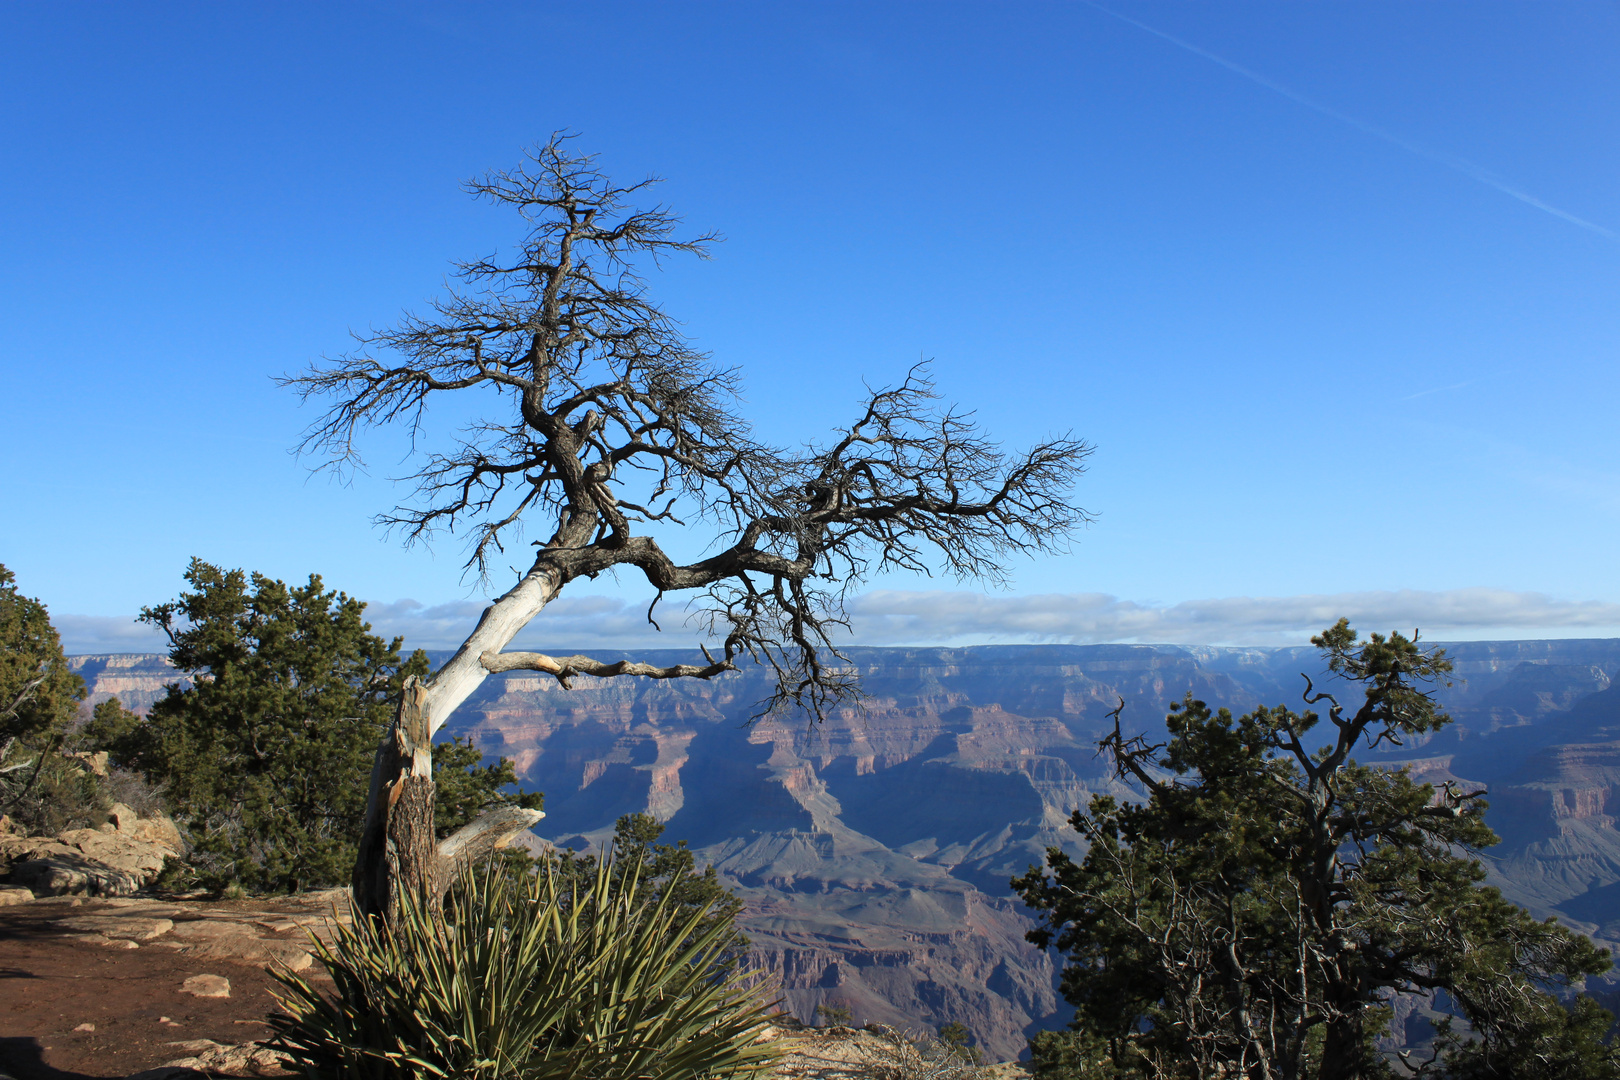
left=939, top=1022, right=986, bottom=1065
left=0, top=563, right=94, bottom=832
left=116, top=559, right=538, bottom=893
left=0, top=563, right=84, bottom=748
left=1015, top=621, right=1618, bottom=1080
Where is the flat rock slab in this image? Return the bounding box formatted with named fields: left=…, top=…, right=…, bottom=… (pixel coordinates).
left=54, top=914, right=175, bottom=940
left=180, top=974, right=231, bottom=998
left=154, top=1039, right=292, bottom=1077
left=98, top=898, right=186, bottom=917
left=254, top=915, right=327, bottom=933
left=180, top=933, right=314, bottom=971
left=169, top=919, right=254, bottom=940
left=67, top=932, right=142, bottom=949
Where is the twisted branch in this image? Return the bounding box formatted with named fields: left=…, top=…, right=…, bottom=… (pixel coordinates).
left=480, top=649, right=735, bottom=689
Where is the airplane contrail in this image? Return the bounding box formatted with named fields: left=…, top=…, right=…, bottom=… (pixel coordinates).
left=1085, top=2, right=1618, bottom=242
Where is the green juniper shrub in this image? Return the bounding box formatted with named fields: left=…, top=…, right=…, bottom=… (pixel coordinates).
left=114, top=559, right=537, bottom=893
left=817, top=1003, right=855, bottom=1028
left=1015, top=621, right=1620, bottom=1080
left=433, top=735, right=544, bottom=836
left=938, top=1022, right=984, bottom=1065
left=1027, top=1030, right=1143, bottom=1080
left=0, top=562, right=129, bottom=836
left=3, top=749, right=104, bottom=836
left=79, top=697, right=141, bottom=761
left=0, top=564, right=172, bottom=838
left=0, top=563, right=84, bottom=749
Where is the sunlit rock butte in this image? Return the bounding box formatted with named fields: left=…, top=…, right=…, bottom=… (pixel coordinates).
left=74, top=640, right=1620, bottom=1060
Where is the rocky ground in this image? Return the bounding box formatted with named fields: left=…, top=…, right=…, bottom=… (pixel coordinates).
left=0, top=891, right=336, bottom=1079
left=0, top=798, right=1026, bottom=1079
left=0, top=891, right=1023, bottom=1080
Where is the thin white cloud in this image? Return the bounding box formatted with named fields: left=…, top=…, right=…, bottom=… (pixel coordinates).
left=54, top=614, right=171, bottom=656
left=1086, top=2, right=1618, bottom=242
left=1397, top=379, right=1478, bottom=403
left=364, top=594, right=683, bottom=652
left=58, top=588, right=1620, bottom=656
left=846, top=588, right=1620, bottom=647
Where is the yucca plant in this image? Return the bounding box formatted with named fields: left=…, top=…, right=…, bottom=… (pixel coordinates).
left=270, top=856, right=782, bottom=1079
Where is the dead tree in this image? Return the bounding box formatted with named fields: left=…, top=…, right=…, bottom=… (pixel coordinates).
left=284, top=135, right=1093, bottom=921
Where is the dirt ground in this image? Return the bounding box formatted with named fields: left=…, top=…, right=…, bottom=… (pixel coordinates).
left=0, top=897, right=321, bottom=1080
left=0, top=895, right=1025, bottom=1080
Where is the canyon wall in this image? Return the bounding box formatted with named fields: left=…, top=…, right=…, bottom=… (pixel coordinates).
left=71, top=639, right=1620, bottom=1059
left=68, top=653, right=187, bottom=713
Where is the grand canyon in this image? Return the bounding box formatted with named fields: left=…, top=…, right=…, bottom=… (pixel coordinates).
left=71, top=638, right=1620, bottom=1060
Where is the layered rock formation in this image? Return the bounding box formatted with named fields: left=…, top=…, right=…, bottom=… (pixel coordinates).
left=1, top=802, right=181, bottom=897
left=70, top=639, right=1620, bottom=1059
left=68, top=653, right=187, bottom=713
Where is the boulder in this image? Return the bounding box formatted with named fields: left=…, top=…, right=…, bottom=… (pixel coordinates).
left=0, top=886, right=35, bottom=906
left=148, top=1040, right=291, bottom=1077
left=0, top=835, right=75, bottom=863
left=107, top=802, right=140, bottom=833
left=3, top=809, right=180, bottom=896
left=12, top=852, right=147, bottom=897
left=180, top=974, right=231, bottom=998
left=58, top=827, right=176, bottom=876
left=130, top=812, right=183, bottom=851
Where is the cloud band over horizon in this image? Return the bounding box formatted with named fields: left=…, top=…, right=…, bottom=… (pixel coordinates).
left=55, top=587, right=1620, bottom=656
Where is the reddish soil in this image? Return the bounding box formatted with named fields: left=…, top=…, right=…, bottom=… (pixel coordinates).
left=0, top=900, right=306, bottom=1080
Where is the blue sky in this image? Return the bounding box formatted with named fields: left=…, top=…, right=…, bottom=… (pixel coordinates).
left=4, top=2, right=1619, bottom=654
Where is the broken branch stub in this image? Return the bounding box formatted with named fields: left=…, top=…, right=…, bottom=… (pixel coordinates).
left=354, top=676, right=546, bottom=923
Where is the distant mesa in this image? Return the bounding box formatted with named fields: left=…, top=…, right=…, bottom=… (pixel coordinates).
left=71, top=638, right=1620, bottom=1059
left=68, top=653, right=188, bottom=715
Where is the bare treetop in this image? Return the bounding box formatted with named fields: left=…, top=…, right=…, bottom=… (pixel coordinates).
left=284, top=134, right=1094, bottom=721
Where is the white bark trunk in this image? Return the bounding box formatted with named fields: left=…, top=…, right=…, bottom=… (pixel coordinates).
left=353, top=562, right=560, bottom=919
left=421, top=561, right=561, bottom=736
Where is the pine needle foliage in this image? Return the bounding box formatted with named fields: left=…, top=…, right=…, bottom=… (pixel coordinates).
left=270, top=855, right=782, bottom=1080
left=1016, top=621, right=1619, bottom=1080
left=0, top=563, right=84, bottom=748
left=0, top=562, right=93, bottom=833
left=115, top=558, right=536, bottom=893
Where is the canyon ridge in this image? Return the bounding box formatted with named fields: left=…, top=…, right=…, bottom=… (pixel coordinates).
left=71, top=639, right=1620, bottom=1060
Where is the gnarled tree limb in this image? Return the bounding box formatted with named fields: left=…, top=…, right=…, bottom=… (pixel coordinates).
left=480, top=649, right=735, bottom=687
left=291, top=136, right=1093, bottom=922
left=436, top=803, right=547, bottom=879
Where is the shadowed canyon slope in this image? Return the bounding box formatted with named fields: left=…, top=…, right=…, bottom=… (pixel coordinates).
left=72, top=639, right=1620, bottom=1059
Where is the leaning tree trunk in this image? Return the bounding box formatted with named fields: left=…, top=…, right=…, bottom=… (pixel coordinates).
left=351, top=566, right=561, bottom=923
left=349, top=561, right=731, bottom=922
left=352, top=675, right=547, bottom=923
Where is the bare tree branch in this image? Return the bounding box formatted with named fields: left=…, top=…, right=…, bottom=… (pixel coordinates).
left=479, top=649, right=735, bottom=689
left=286, top=134, right=1093, bottom=730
